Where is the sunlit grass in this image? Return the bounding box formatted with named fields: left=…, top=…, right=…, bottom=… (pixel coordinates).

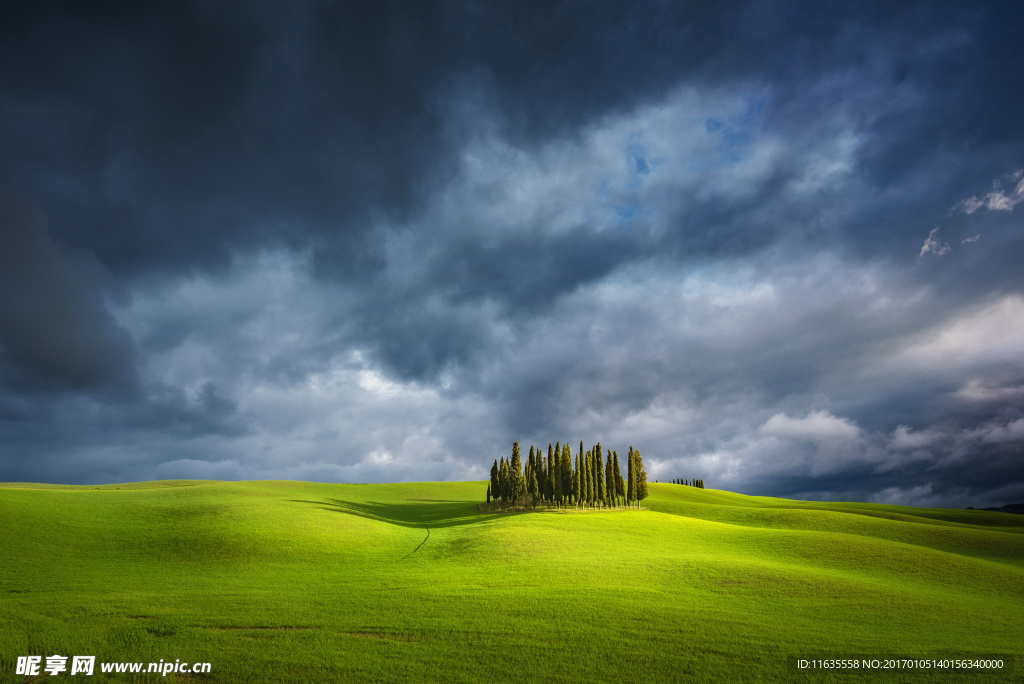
left=1, top=481, right=1021, bottom=682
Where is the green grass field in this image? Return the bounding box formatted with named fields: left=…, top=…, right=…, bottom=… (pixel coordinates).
left=1, top=480, right=1021, bottom=683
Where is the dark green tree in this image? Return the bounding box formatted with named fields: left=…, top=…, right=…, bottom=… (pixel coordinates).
left=490, top=459, right=499, bottom=502
left=547, top=445, right=555, bottom=505
left=602, top=448, right=610, bottom=507
left=528, top=464, right=539, bottom=509
left=635, top=449, right=648, bottom=504
left=486, top=484, right=491, bottom=506
left=581, top=451, right=589, bottom=508
left=595, top=443, right=606, bottom=507
left=552, top=452, right=559, bottom=505
left=573, top=452, right=581, bottom=508
left=542, top=444, right=550, bottom=502
left=613, top=451, right=624, bottom=503
left=499, top=457, right=510, bottom=505
left=562, top=443, right=572, bottom=507
left=511, top=442, right=525, bottom=508
left=582, top=451, right=590, bottom=509
left=627, top=446, right=636, bottom=508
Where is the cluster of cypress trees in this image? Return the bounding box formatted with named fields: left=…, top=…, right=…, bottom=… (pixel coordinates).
left=486, top=441, right=647, bottom=510
left=671, top=478, right=705, bottom=488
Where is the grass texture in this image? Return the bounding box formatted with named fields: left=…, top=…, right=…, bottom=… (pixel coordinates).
left=1, top=480, right=1021, bottom=682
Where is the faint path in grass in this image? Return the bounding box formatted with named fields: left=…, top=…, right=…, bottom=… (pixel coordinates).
left=398, top=527, right=430, bottom=561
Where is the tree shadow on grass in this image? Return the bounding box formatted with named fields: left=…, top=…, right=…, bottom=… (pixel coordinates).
left=289, top=498, right=497, bottom=529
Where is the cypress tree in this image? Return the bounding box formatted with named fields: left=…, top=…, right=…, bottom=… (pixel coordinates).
left=595, top=443, right=606, bottom=507
left=511, top=442, right=524, bottom=508
left=537, top=455, right=544, bottom=504
left=536, top=448, right=543, bottom=499
left=584, top=448, right=592, bottom=509
left=589, top=448, right=597, bottom=508
left=486, top=484, right=491, bottom=505
left=545, top=450, right=551, bottom=503
left=528, top=465, right=539, bottom=509
left=499, top=457, right=509, bottom=505
left=635, top=450, right=648, bottom=504
left=490, top=459, right=499, bottom=502
left=614, top=453, right=621, bottom=504
left=553, top=446, right=560, bottom=507
left=559, top=444, right=565, bottom=505
left=603, top=452, right=612, bottom=507
left=562, top=443, right=572, bottom=507
left=573, top=452, right=581, bottom=508
left=587, top=446, right=593, bottom=508
left=540, top=444, right=548, bottom=503
left=548, top=446, right=555, bottom=505
left=627, top=447, right=636, bottom=508
left=529, top=446, right=538, bottom=502
left=612, top=451, right=623, bottom=504
left=582, top=451, right=589, bottom=508
left=586, top=451, right=592, bottom=507
left=579, top=438, right=584, bottom=505
left=555, top=446, right=563, bottom=507
left=536, top=454, right=543, bottom=503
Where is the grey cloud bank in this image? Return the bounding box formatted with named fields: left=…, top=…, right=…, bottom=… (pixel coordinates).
left=1, top=0, right=1022, bottom=508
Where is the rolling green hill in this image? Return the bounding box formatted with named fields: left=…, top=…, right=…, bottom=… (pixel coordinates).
left=1, top=480, right=1021, bottom=683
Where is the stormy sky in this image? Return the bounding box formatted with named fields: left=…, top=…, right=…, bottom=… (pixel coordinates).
left=2, top=1, right=1023, bottom=507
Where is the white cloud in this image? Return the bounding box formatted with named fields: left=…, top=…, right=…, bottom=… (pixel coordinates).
left=890, top=425, right=940, bottom=450
left=961, top=233, right=981, bottom=244
left=760, top=410, right=861, bottom=441
left=952, top=169, right=1024, bottom=214
left=892, top=295, right=1024, bottom=371
left=968, top=418, right=1024, bottom=444
left=919, top=227, right=951, bottom=256
left=949, top=379, right=1024, bottom=403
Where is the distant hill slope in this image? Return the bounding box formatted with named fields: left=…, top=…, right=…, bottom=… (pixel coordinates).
left=1, top=480, right=1021, bottom=683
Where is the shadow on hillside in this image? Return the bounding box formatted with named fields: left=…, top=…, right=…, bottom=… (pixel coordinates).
left=289, top=498, right=491, bottom=529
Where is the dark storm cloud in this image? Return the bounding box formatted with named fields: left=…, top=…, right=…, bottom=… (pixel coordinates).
left=1, top=1, right=1022, bottom=505
left=0, top=190, right=136, bottom=395
left=0, top=0, right=743, bottom=276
